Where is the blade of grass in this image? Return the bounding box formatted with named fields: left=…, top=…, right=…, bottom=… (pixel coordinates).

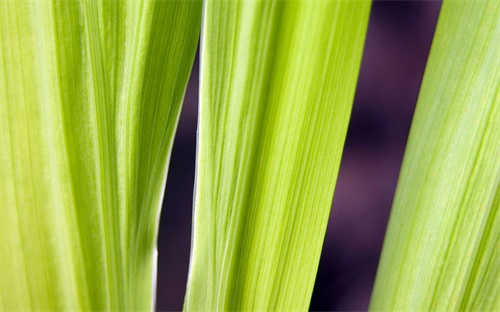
left=0, top=1, right=201, bottom=310
left=185, top=0, right=371, bottom=310
left=370, top=0, right=499, bottom=310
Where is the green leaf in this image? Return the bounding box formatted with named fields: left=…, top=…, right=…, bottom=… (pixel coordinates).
left=0, top=1, right=201, bottom=310
left=184, top=0, right=371, bottom=310
left=370, top=0, right=500, bottom=310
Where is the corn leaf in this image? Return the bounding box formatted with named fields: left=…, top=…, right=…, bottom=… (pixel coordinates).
left=0, top=1, right=201, bottom=310
left=370, top=0, right=499, bottom=310
left=184, top=0, right=371, bottom=310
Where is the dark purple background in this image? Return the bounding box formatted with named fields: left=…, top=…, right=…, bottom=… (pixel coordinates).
left=156, top=1, right=442, bottom=310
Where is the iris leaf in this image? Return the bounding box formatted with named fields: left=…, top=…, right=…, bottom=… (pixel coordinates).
left=370, top=0, right=500, bottom=309
left=0, top=1, right=201, bottom=310
left=185, top=0, right=371, bottom=310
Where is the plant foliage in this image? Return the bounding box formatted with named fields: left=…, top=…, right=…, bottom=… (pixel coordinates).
left=0, top=1, right=201, bottom=309
left=185, top=0, right=371, bottom=310
left=370, top=0, right=500, bottom=309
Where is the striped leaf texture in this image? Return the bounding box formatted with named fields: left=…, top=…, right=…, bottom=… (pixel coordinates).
left=370, top=0, right=500, bottom=309
left=0, top=1, right=201, bottom=310
left=185, top=0, right=371, bottom=310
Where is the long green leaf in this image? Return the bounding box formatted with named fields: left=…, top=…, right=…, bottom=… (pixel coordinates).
left=370, top=0, right=499, bottom=309
left=184, top=0, right=371, bottom=310
left=0, top=1, right=201, bottom=309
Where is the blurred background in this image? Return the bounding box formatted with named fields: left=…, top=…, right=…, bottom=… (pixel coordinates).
left=156, top=1, right=442, bottom=310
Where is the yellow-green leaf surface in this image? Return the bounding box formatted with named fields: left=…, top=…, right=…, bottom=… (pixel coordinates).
left=0, top=1, right=201, bottom=310
left=370, top=0, right=499, bottom=310
left=185, top=0, right=371, bottom=310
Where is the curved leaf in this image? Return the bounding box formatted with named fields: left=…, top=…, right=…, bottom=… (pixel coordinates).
left=370, top=0, right=500, bottom=309
left=0, top=1, right=201, bottom=309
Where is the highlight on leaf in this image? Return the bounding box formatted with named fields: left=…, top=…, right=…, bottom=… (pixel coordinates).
left=185, top=0, right=371, bottom=310
left=370, top=0, right=500, bottom=310
left=2, top=0, right=500, bottom=310
left=0, top=1, right=201, bottom=310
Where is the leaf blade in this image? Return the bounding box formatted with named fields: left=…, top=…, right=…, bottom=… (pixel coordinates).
left=185, top=1, right=371, bottom=310
left=0, top=1, right=201, bottom=309
left=370, top=0, right=500, bottom=309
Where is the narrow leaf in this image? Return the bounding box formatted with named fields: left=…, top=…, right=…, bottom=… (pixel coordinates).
left=370, top=0, right=500, bottom=309
left=185, top=0, right=371, bottom=310
left=0, top=1, right=201, bottom=310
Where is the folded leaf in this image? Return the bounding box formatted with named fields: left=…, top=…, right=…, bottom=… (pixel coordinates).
left=0, top=1, right=201, bottom=310
left=184, top=0, right=371, bottom=310
left=370, top=0, right=499, bottom=309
